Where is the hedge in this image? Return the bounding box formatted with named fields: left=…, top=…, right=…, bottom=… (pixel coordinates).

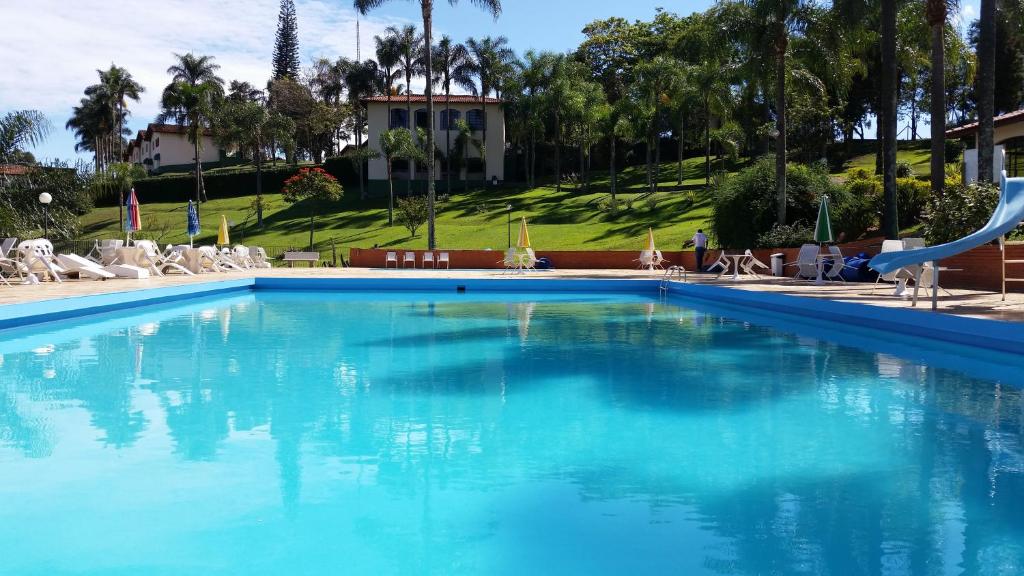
left=118, top=156, right=362, bottom=206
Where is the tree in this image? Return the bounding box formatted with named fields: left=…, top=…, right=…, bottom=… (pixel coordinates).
left=976, top=0, right=996, bottom=183
left=685, top=60, right=732, bottom=187
left=374, top=33, right=402, bottom=121
left=90, top=65, right=144, bottom=163
left=466, top=35, right=514, bottom=181
left=158, top=53, right=224, bottom=203
left=343, top=58, right=380, bottom=199
left=354, top=0, right=503, bottom=251
left=66, top=94, right=112, bottom=172
left=388, top=24, right=422, bottom=195
left=395, top=195, right=428, bottom=237
left=880, top=0, right=899, bottom=238
left=433, top=35, right=474, bottom=195
left=631, top=56, right=682, bottom=193
left=215, top=99, right=295, bottom=227
left=227, top=80, right=263, bottom=103
left=450, top=118, right=482, bottom=192
left=926, top=0, right=958, bottom=195
left=378, top=128, right=421, bottom=225
left=0, top=110, right=50, bottom=166
left=272, top=0, right=301, bottom=81
left=282, top=167, right=343, bottom=251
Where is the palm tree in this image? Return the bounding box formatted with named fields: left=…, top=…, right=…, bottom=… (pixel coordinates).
left=686, top=61, right=732, bottom=187
left=375, top=34, right=402, bottom=122
left=633, top=56, right=682, bottom=193
left=378, top=128, right=420, bottom=225
left=466, top=35, right=514, bottom=182
left=976, top=0, right=996, bottom=184
left=387, top=24, right=422, bottom=195
left=158, top=53, right=225, bottom=203
left=432, top=35, right=474, bottom=195
left=514, top=51, right=555, bottom=190
left=66, top=93, right=112, bottom=171
left=344, top=58, right=380, bottom=199
left=926, top=0, right=957, bottom=194
left=94, top=65, right=144, bottom=162
left=354, top=0, right=503, bottom=251
left=0, top=110, right=50, bottom=166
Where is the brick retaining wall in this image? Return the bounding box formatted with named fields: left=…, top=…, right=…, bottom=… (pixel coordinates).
left=350, top=240, right=1024, bottom=292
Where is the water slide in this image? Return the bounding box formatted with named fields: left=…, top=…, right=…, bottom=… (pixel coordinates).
left=869, top=172, right=1024, bottom=275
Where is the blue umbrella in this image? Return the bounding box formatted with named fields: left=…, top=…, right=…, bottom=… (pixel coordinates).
left=187, top=200, right=201, bottom=247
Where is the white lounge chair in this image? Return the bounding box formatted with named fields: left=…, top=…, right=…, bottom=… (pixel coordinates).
left=872, top=240, right=915, bottom=294
left=402, top=251, right=416, bottom=268
left=522, top=248, right=538, bottom=271
left=231, top=245, right=255, bottom=269
left=199, top=246, right=244, bottom=271
left=422, top=252, right=435, bottom=268
left=249, top=246, right=273, bottom=269
left=438, top=252, right=450, bottom=269
left=0, top=237, right=17, bottom=259
left=87, top=239, right=124, bottom=266
left=706, top=250, right=729, bottom=274
left=18, top=239, right=65, bottom=282
left=823, top=245, right=855, bottom=282
left=786, top=244, right=820, bottom=281
left=500, top=248, right=517, bottom=273
left=651, top=250, right=667, bottom=270
left=740, top=249, right=770, bottom=277
left=135, top=240, right=194, bottom=276
left=56, top=253, right=116, bottom=280
left=636, top=250, right=654, bottom=270
left=385, top=251, right=398, bottom=268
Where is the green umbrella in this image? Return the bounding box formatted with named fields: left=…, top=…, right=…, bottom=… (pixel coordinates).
left=814, top=195, right=834, bottom=244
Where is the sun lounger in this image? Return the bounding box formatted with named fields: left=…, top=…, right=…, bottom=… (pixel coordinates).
left=18, top=239, right=65, bottom=282
left=55, top=253, right=116, bottom=280
left=784, top=244, right=820, bottom=281
left=248, top=246, right=273, bottom=269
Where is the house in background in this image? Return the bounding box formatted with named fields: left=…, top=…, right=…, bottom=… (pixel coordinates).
left=124, top=123, right=222, bottom=174
left=946, top=109, right=1024, bottom=182
left=363, top=94, right=505, bottom=195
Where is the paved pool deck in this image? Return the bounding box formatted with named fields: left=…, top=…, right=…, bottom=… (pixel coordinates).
left=2, top=267, right=1023, bottom=323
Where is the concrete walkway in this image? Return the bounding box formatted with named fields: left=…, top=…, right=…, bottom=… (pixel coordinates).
left=2, top=267, right=1023, bottom=323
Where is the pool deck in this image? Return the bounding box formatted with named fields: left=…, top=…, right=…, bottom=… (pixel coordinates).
left=2, top=267, right=1024, bottom=323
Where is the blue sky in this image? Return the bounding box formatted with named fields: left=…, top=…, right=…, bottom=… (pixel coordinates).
left=2, top=0, right=979, bottom=163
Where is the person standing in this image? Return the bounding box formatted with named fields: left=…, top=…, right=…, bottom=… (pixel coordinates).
left=684, top=229, right=708, bottom=272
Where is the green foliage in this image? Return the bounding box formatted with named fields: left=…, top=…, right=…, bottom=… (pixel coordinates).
left=282, top=167, right=343, bottom=205
left=395, top=195, right=429, bottom=237
left=1, top=109, right=51, bottom=163
left=711, top=156, right=842, bottom=248
left=756, top=222, right=814, bottom=248
left=896, top=177, right=930, bottom=229
left=0, top=161, right=93, bottom=241
left=643, top=193, right=662, bottom=211
left=923, top=181, right=1000, bottom=245
left=834, top=175, right=880, bottom=241
left=89, top=162, right=147, bottom=204
left=895, top=160, right=915, bottom=178
left=597, top=196, right=621, bottom=215
left=272, top=0, right=301, bottom=81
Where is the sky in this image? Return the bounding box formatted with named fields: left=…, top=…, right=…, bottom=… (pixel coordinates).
left=2, top=0, right=980, bottom=164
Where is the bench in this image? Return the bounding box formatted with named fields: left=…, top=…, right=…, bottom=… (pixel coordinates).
left=282, top=251, right=320, bottom=267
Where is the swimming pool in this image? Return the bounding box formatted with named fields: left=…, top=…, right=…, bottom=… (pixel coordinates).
left=1, top=286, right=1022, bottom=575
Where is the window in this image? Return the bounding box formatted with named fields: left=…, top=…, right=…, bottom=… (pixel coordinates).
left=389, top=109, right=408, bottom=129
left=1002, top=136, right=1024, bottom=177
left=466, top=109, right=485, bottom=131
left=440, top=109, right=461, bottom=130
left=415, top=109, right=431, bottom=130
left=155, top=137, right=160, bottom=147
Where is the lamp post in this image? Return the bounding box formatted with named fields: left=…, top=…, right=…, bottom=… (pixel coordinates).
left=506, top=203, right=513, bottom=248
left=38, top=192, right=52, bottom=238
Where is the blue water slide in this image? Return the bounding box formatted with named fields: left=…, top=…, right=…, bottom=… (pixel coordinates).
left=869, top=172, right=1024, bottom=275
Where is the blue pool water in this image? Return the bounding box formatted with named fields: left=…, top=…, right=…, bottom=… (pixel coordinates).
left=1, top=290, right=1023, bottom=575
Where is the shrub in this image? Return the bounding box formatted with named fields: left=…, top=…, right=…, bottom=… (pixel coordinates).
left=598, top=196, right=620, bottom=215
left=396, top=195, right=429, bottom=237
left=643, top=193, right=661, bottom=212
left=283, top=167, right=344, bottom=247
left=756, top=222, right=814, bottom=248
left=896, top=177, right=930, bottom=229
left=895, top=161, right=915, bottom=178
left=922, top=181, right=1000, bottom=245
left=0, top=161, right=92, bottom=241
left=711, top=156, right=842, bottom=248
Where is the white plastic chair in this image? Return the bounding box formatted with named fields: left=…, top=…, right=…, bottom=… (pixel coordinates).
left=872, top=240, right=911, bottom=293
left=500, top=248, right=517, bottom=273
left=249, top=246, right=273, bottom=268
left=438, top=252, right=450, bottom=269
left=402, top=252, right=416, bottom=268
left=18, top=239, right=65, bottom=283
left=651, top=250, right=666, bottom=270
left=385, top=251, right=398, bottom=268
left=422, top=252, right=435, bottom=268
left=786, top=244, right=820, bottom=280
left=824, top=245, right=853, bottom=282
left=0, top=237, right=17, bottom=259
left=740, top=249, right=770, bottom=277
left=636, top=250, right=654, bottom=270
left=522, top=248, right=538, bottom=271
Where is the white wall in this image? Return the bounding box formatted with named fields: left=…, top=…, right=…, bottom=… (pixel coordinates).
left=963, top=146, right=1004, bottom=183
left=153, top=132, right=219, bottom=170
left=366, top=101, right=505, bottom=182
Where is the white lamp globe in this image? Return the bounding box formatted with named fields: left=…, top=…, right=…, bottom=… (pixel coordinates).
left=38, top=192, right=52, bottom=205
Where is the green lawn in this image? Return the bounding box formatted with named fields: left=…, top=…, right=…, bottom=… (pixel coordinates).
left=839, top=140, right=935, bottom=178
left=81, top=157, right=721, bottom=252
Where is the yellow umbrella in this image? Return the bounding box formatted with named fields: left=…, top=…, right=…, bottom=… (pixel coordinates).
left=217, top=215, right=230, bottom=246
left=643, top=227, right=656, bottom=252
left=517, top=216, right=531, bottom=249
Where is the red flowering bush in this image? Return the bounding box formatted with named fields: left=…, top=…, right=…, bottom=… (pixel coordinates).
left=282, top=167, right=344, bottom=249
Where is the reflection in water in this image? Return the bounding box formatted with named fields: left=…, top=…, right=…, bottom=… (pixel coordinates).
left=0, top=293, right=1022, bottom=574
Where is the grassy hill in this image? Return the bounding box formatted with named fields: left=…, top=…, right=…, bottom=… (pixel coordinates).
left=80, top=146, right=938, bottom=253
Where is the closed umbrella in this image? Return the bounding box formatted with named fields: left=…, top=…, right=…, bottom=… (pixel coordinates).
left=814, top=195, right=834, bottom=244
left=217, top=215, right=230, bottom=246
left=186, top=200, right=201, bottom=248
left=643, top=227, right=656, bottom=252
left=125, top=188, right=141, bottom=242
left=516, top=216, right=531, bottom=249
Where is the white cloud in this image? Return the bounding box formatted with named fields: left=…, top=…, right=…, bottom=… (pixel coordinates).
left=956, top=3, right=978, bottom=26
left=0, top=0, right=406, bottom=158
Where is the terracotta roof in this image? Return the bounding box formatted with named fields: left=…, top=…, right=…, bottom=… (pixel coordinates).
left=363, top=94, right=503, bottom=104
left=946, top=108, right=1024, bottom=138
left=144, top=123, right=214, bottom=138
left=0, top=164, right=31, bottom=176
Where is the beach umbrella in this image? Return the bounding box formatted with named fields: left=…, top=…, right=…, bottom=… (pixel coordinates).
left=643, top=227, right=656, bottom=252
left=186, top=200, right=201, bottom=248
left=124, top=188, right=141, bottom=241
left=217, top=215, right=230, bottom=246
left=814, top=195, right=834, bottom=244
left=516, top=216, right=531, bottom=249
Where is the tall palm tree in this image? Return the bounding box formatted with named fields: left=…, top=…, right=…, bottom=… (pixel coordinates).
left=94, top=65, right=144, bottom=162
left=379, top=128, right=419, bottom=225
left=432, top=35, right=474, bottom=195
left=375, top=34, right=402, bottom=122
left=976, top=0, right=996, bottom=183
left=0, top=110, right=50, bottom=166
left=354, top=0, right=503, bottom=251
left=466, top=35, right=514, bottom=182
left=387, top=24, right=422, bottom=195
left=65, top=95, right=110, bottom=171
left=158, top=53, right=224, bottom=203
left=514, top=50, right=555, bottom=190
left=344, top=58, right=380, bottom=199
left=926, top=0, right=957, bottom=194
